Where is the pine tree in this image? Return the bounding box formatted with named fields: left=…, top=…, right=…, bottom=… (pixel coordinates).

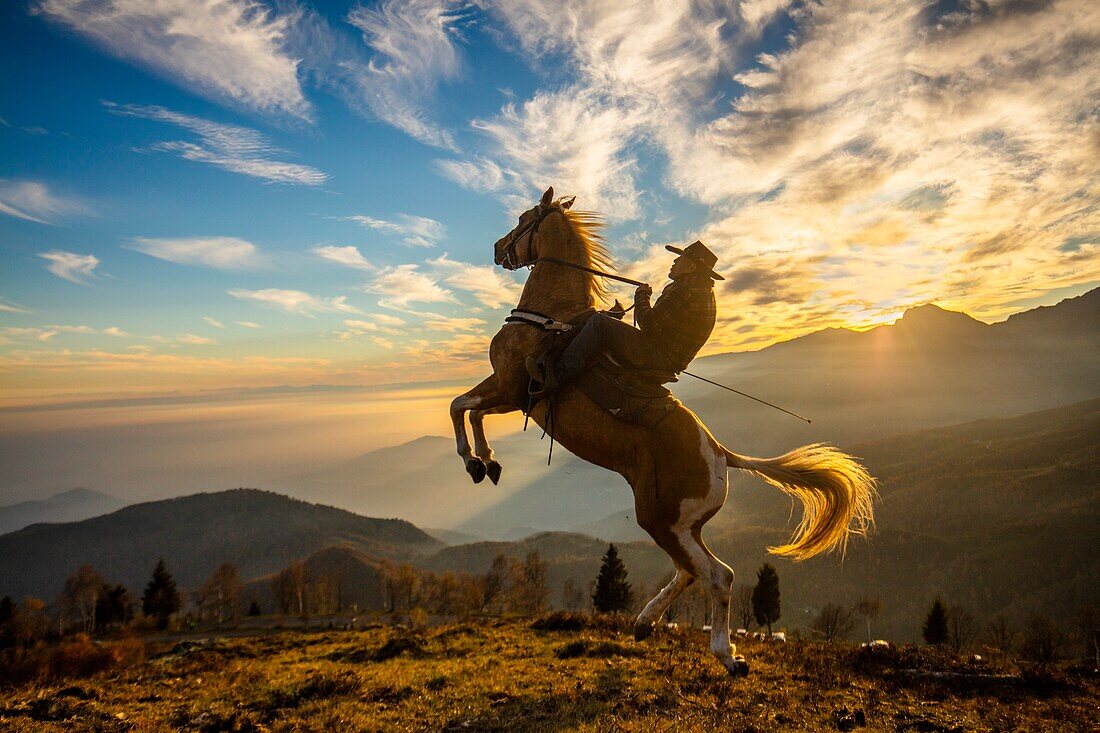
left=751, top=563, right=781, bottom=635
left=142, top=558, right=181, bottom=631
left=592, top=544, right=633, bottom=613
left=922, top=598, right=949, bottom=645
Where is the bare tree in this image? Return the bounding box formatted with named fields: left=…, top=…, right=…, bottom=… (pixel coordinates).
left=1020, top=614, right=1066, bottom=665
left=1079, top=605, right=1099, bottom=668
left=853, top=599, right=881, bottom=643
left=947, top=605, right=979, bottom=654
left=733, top=584, right=755, bottom=631
left=62, top=565, right=105, bottom=634
left=810, top=603, right=857, bottom=642
left=983, top=615, right=1017, bottom=655
left=561, top=578, right=586, bottom=612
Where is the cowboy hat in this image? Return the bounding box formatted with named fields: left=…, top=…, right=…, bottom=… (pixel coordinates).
left=665, top=240, right=724, bottom=280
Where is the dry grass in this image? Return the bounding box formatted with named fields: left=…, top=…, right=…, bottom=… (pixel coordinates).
left=0, top=617, right=1096, bottom=732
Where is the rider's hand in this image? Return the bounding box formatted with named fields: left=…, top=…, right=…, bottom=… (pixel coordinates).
left=635, top=284, right=652, bottom=301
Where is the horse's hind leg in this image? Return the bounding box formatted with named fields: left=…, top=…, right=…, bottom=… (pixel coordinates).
left=470, top=405, right=515, bottom=485
left=634, top=566, right=694, bottom=641
left=666, top=435, right=748, bottom=676
left=450, top=375, right=505, bottom=484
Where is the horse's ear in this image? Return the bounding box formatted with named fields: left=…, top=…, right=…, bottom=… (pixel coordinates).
left=560, top=195, right=576, bottom=209
left=540, top=186, right=554, bottom=207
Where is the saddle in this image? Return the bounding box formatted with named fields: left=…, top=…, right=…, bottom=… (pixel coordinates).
left=517, top=308, right=680, bottom=429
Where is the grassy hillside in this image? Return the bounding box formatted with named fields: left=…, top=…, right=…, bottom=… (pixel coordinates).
left=0, top=489, right=442, bottom=600
left=0, top=619, right=1095, bottom=731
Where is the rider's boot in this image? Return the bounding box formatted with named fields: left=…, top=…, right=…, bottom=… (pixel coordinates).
left=525, top=356, right=559, bottom=398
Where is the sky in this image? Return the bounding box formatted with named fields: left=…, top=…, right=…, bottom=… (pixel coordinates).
left=1, top=0, right=1098, bottom=499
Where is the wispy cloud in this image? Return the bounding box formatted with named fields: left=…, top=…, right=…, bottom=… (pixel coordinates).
left=0, top=298, right=32, bottom=314
left=176, top=333, right=217, bottom=345
left=107, top=103, right=327, bottom=185
left=364, top=265, right=455, bottom=310
left=36, top=0, right=312, bottom=121
left=0, top=179, right=86, bottom=224
left=237, top=321, right=263, bottom=329
left=203, top=316, right=225, bottom=329
left=39, top=251, right=100, bottom=284
left=228, top=288, right=362, bottom=316
left=126, top=235, right=265, bottom=269
left=344, top=0, right=466, bottom=149
left=427, top=253, right=521, bottom=308
left=341, top=214, right=446, bottom=248
left=1, top=324, right=131, bottom=344
left=439, top=86, right=643, bottom=219
left=312, top=245, right=375, bottom=270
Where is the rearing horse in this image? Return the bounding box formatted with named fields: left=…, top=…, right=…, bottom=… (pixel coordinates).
left=450, top=186, right=877, bottom=676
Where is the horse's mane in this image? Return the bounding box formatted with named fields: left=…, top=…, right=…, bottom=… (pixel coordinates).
left=562, top=207, right=614, bottom=303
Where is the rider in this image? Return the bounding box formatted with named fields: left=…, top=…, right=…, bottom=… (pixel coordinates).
left=527, top=240, right=723, bottom=396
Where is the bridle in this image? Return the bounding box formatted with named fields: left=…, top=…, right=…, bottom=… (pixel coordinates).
left=499, top=203, right=558, bottom=271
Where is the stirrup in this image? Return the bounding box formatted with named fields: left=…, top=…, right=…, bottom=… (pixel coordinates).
left=525, top=357, right=556, bottom=398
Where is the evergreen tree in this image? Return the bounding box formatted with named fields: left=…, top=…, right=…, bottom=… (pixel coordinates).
left=751, top=563, right=781, bottom=635
left=142, top=558, right=181, bottom=630
left=922, top=598, right=949, bottom=645
left=592, top=544, right=633, bottom=613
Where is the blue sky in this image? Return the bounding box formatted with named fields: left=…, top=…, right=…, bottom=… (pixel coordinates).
left=1, top=0, right=1098, bottom=407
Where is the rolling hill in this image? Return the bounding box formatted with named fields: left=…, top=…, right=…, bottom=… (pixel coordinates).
left=0, top=489, right=442, bottom=601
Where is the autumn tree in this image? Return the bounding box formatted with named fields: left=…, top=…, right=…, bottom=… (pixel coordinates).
left=810, top=603, right=857, bottom=642
left=272, top=563, right=306, bottom=615
left=11, top=597, right=48, bottom=648
left=853, top=598, right=881, bottom=643
left=921, top=598, right=949, bottom=645
left=62, top=564, right=105, bottom=633
left=751, top=563, right=781, bottom=635
left=95, top=584, right=133, bottom=632
left=509, top=551, right=550, bottom=615
left=142, top=558, right=181, bottom=630
left=483, top=554, right=509, bottom=614
left=196, top=563, right=242, bottom=623
left=592, top=544, right=632, bottom=614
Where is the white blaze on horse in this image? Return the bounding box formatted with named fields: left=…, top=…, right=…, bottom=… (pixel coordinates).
left=449, top=187, right=877, bottom=676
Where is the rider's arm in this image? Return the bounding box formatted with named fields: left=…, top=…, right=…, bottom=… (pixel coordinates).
left=634, top=284, right=653, bottom=329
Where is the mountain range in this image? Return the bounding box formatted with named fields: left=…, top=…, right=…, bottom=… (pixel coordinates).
left=274, top=287, right=1099, bottom=538
left=0, top=488, right=126, bottom=536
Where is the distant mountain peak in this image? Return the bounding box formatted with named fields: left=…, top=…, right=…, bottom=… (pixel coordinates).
left=894, top=303, right=986, bottom=331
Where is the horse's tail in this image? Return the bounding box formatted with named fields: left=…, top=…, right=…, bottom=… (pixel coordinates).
left=722, top=442, right=878, bottom=561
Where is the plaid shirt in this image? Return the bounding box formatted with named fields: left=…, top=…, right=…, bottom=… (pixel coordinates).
left=634, top=273, right=716, bottom=371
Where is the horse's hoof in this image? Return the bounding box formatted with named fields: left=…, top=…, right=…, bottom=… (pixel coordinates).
left=726, top=655, right=750, bottom=677
left=466, top=458, right=486, bottom=484
left=634, top=622, right=654, bottom=642
left=486, top=461, right=502, bottom=485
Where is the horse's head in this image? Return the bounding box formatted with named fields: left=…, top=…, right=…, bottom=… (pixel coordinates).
left=494, top=186, right=575, bottom=270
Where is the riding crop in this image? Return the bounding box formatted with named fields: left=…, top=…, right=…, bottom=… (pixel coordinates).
left=537, top=256, right=813, bottom=424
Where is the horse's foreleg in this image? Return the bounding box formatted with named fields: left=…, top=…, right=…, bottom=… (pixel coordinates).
left=450, top=376, right=512, bottom=485
left=450, top=377, right=494, bottom=483
left=470, top=405, right=515, bottom=485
